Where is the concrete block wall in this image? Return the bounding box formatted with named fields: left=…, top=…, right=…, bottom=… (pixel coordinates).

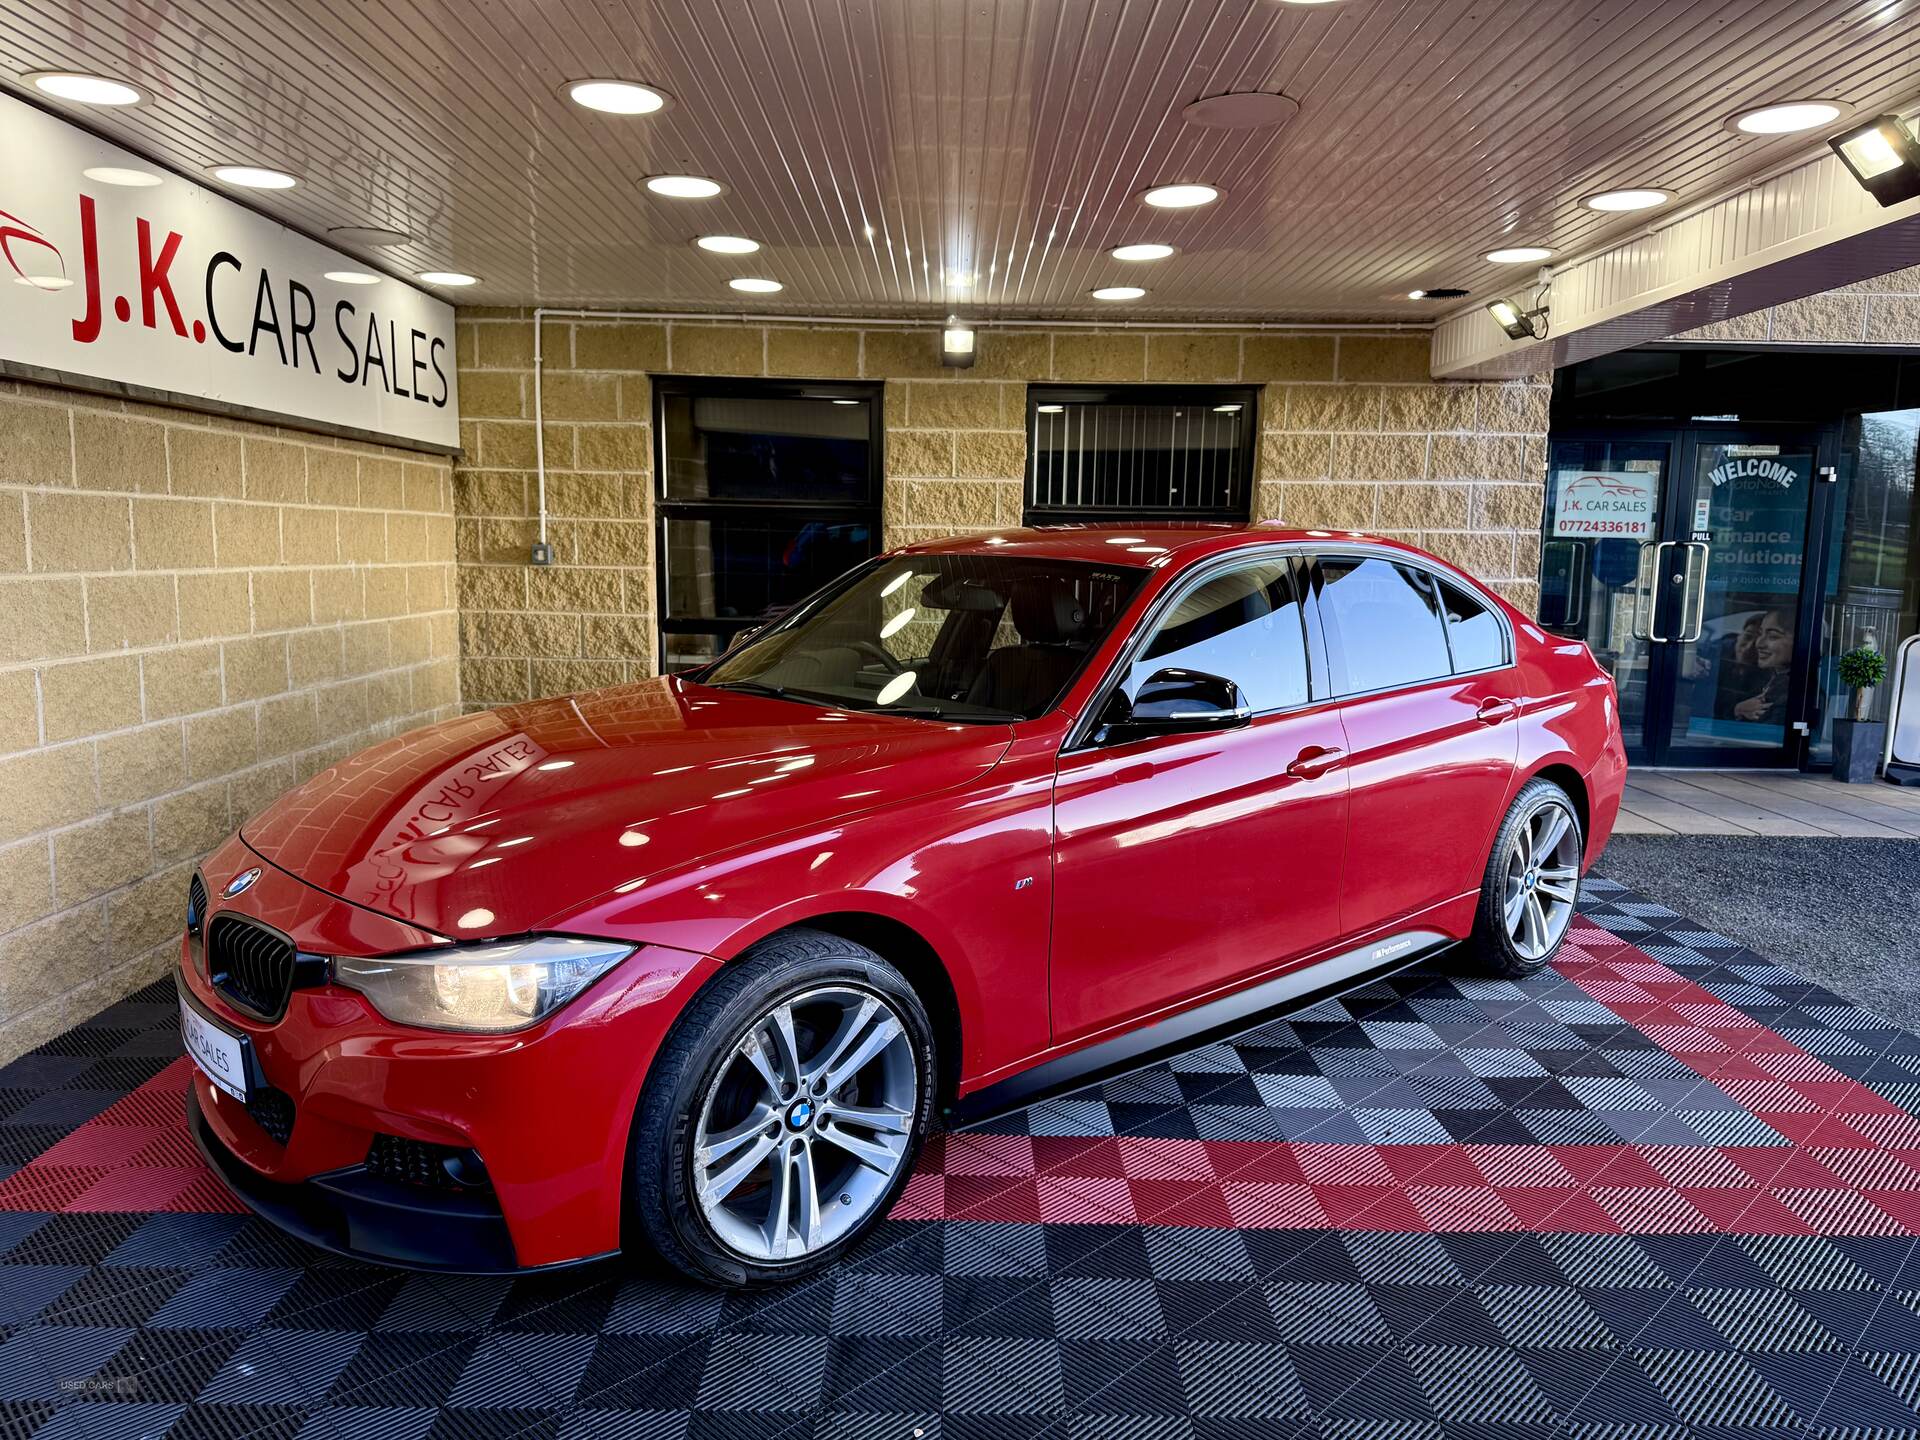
left=0, top=380, right=459, bottom=1063
left=1676, top=263, right=1920, bottom=343
left=453, top=311, right=1550, bottom=708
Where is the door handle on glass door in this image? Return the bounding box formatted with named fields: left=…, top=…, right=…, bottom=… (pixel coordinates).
left=1475, top=697, right=1520, bottom=725
left=1286, top=745, right=1344, bottom=780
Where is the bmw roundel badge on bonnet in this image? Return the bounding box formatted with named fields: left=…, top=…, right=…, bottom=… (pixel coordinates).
left=222, top=867, right=261, bottom=898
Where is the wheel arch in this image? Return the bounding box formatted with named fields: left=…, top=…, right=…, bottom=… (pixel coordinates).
left=798, top=917, right=960, bottom=1113
left=1522, top=760, right=1591, bottom=855
left=755, top=911, right=965, bottom=1111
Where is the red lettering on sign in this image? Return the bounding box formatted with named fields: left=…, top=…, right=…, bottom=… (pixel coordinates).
left=71, top=195, right=102, bottom=344
left=137, top=218, right=187, bottom=336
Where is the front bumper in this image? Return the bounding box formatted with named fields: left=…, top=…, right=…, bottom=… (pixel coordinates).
left=182, top=836, right=720, bottom=1269
left=186, top=1082, right=575, bottom=1272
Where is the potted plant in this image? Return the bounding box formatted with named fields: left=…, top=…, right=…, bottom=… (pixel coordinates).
left=1832, top=645, right=1888, bottom=783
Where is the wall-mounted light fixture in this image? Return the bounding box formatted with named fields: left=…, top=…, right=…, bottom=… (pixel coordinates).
left=942, top=318, right=977, bottom=368
left=1830, top=113, right=1920, bottom=207
left=1486, top=296, right=1548, bottom=340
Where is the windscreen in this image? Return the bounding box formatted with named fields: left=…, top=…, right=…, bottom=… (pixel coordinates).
left=697, top=553, right=1148, bottom=721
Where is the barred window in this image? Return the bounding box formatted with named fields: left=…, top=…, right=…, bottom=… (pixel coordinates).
left=1025, top=385, right=1257, bottom=525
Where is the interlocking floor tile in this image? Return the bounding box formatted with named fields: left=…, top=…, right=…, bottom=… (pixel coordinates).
left=0, top=881, right=1917, bottom=1434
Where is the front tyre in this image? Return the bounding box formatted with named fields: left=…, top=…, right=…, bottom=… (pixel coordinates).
left=1463, top=778, right=1584, bottom=978
left=629, top=929, right=936, bottom=1288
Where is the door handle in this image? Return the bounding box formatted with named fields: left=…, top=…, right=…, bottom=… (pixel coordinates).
left=1644, top=540, right=1679, bottom=642
left=1677, top=541, right=1710, bottom=643
left=1285, top=745, right=1343, bottom=780
left=1629, top=541, right=1661, bottom=640
left=1475, top=697, right=1519, bottom=725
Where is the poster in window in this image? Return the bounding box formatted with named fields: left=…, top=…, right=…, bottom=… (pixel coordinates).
left=1549, top=469, right=1658, bottom=539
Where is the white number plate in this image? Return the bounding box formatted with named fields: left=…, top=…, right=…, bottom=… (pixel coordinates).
left=179, top=996, right=249, bottom=1102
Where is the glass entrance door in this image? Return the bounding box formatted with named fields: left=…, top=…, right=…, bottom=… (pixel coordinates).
left=1541, top=428, right=1831, bottom=767
left=1540, top=437, right=1669, bottom=756
left=1656, top=434, right=1820, bottom=765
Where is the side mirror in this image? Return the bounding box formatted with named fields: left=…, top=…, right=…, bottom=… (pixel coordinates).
left=1099, top=667, right=1251, bottom=742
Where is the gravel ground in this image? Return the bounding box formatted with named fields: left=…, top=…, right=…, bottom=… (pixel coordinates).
left=1595, top=833, right=1920, bottom=1032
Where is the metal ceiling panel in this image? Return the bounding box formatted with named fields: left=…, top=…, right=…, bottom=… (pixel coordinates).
left=4, top=0, right=1917, bottom=320
left=1431, top=143, right=1920, bottom=377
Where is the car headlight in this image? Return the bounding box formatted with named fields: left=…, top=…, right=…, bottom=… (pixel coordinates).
left=333, top=935, right=633, bottom=1033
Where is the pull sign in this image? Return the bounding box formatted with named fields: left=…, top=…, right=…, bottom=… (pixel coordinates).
left=1819, top=466, right=1839, bottom=485
left=1791, top=720, right=1811, bottom=736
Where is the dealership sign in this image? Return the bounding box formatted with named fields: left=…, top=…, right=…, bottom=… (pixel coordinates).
left=0, top=92, right=457, bottom=449
left=1550, top=468, right=1658, bottom=539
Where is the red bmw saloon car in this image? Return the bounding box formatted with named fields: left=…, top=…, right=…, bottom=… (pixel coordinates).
left=178, top=525, right=1625, bottom=1286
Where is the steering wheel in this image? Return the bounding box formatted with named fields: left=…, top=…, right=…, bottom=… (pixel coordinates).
left=847, top=640, right=904, bottom=675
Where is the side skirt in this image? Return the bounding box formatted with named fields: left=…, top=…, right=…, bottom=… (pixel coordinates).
left=947, top=929, right=1455, bottom=1127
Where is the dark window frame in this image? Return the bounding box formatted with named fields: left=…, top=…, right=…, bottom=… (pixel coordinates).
left=652, top=376, right=885, bottom=672
left=1301, top=550, right=1515, bottom=700
left=1123, top=552, right=1314, bottom=716
left=1024, top=383, right=1259, bottom=525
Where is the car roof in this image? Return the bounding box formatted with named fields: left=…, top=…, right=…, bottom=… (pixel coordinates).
left=898, top=522, right=1426, bottom=567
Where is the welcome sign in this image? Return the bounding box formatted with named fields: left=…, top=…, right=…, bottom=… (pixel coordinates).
left=0, top=92, right=457, bottom=450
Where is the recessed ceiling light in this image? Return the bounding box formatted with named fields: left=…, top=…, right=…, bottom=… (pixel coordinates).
left=1091, top=285, right=1146, bottom=300
left=830, top=398, right=860, bottom=406
left=82, top=166, right=162, bottom=187
left=1140, top=183, right=1220, bottom=209
left=28, top=71, right=141, bottom=105
left=1036, top=404, right=1065, bottom=413
left=1584, top=188, right=1672, bottom=212
left=944, top=268, right=975, bottom=287
left=566, top=79, right=669, bottom=115
left=1408, top=289, right=1427, bottom=299
left=209, top=165, right=298, bottom=189
left=14, top=275, right=73, bottom=290
left=729, top=277, right=782, bottom=293
left=1730, top=100, right=1847, bottom=135
left=330, top=225, right=413, bottom=247
left=1406, top=286, right=1470, bottom=300
left=696, top=234, right=760, bottom=254
left=1111, top=242, right=1175, bottom=262
left=646, top=174, right=724, bottom=199
left=324, top=270, right=381, bottom=285
left=1484, top=246, right=1554, bottom=264
left=418, top=271, right=479, bottom=286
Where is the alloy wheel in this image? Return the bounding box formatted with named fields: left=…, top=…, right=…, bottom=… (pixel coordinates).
left=691, top=985, right=918, bottom=1262
left=1504, top=799, right=1580, bottom=961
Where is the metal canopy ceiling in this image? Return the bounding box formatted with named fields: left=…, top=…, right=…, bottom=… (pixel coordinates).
left=4, top=0, right=1918, bottom=321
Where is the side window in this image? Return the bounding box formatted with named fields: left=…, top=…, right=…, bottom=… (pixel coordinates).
left=1124, top=559, right=1309, bottom=712
left=1438, top=579, right=1507, bottom=672
left=1316, top=556, right=1452, bottom=694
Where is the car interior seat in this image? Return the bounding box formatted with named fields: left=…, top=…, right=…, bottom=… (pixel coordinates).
left=964, top=579, right=1090, bottom=713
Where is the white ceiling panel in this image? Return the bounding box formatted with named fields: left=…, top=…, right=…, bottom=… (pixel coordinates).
left=4, top=0, right=1918, bottom=320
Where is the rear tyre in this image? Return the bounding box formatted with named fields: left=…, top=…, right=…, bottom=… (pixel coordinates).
left=629, top=928, right=936, bottom=1288
left=1462, top=778, right=1583, bottom=978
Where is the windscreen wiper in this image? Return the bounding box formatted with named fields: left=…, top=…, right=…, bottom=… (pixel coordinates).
left=875, top=702, right=1022, bottom=723
left=709, top=679, right=788, bottom=698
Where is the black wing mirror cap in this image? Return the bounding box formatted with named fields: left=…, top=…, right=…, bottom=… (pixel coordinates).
left=1099, top=667, right=1251, bottom=743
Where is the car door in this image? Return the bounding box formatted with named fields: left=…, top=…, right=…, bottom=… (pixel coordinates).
left=1305, top=552, right=1520, bottom=936
left=1049, top=552, right=1350, bottom=1043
